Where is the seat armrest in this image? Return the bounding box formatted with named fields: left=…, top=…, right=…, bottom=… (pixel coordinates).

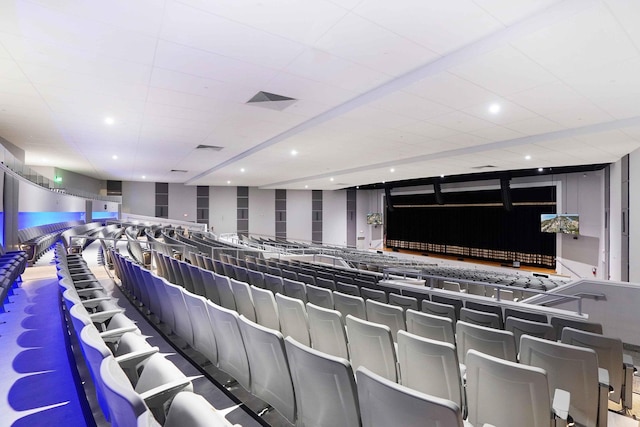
left=99, top=326, right=139, bottom=342
left=623, top=354, right=635, bottom=409
left=551, top=388, right=570, bottom=421
left=598, top=367, right=611, bottom=391
left=81, top=296, right=112, bottom=309
left=115, top=347, right=159, bottom=368
left=139, top=376, right=203, bottom=409
left=89, top=308, right=124, bottom=325
left=74, top=287, right=105, bottom=296
left=597, top=368, right=610, bottom=427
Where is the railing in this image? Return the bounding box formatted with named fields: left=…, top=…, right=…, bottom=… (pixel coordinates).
left=115, top=214, right=207, bottom=232
left=0, top=145, right=121, bottom=203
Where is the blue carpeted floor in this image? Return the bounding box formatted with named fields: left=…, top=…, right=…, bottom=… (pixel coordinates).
left=0, top=277, right=91, bottom=427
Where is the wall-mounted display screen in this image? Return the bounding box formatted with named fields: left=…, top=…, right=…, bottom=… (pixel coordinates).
left=541, top=214, right=579, bottom=235
left=367, top=213, right=382, bottom=225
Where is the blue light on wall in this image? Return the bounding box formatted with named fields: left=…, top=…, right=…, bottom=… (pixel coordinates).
left=18, top=212, right=86, bottom=230
left=92, top=212, right=118, bottom=220
left=0, top=212, right=4, bottom=246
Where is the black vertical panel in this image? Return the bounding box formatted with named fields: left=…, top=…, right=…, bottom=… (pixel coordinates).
left=346, top=189, right=356, bottom=248
left=237, top=186, right=249, bottom=238
left=196, top=186, right=209, bottom=225
left=275, top=189, right=286, bottom=240
left=3, top=173, right=19, bottom=250
left=155, top=182, right=169, bottom=218
left=622, top=156, right=629, bottom=282
left=312, top=190, right=322, bottom=244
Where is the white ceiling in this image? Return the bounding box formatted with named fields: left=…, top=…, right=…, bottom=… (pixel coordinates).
left=1, top=0, right=640, bottom=190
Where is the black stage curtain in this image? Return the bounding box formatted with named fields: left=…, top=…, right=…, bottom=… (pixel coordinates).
left=386, top=186, right=556, bottom=265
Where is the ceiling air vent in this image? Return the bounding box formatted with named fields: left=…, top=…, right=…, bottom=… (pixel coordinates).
left=246, top=91, right=297, bottom=111
left=170, top=169, right=188, bottom=173
left=471, top=165, right=498, bottom=170
left=196, top=144, right=224, bottom=151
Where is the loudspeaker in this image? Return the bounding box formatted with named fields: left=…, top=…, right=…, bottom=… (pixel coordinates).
left=434, top=182, right=444, bottom=205
left=500, top=178, right=512, bottom=211
left=384, top=186, right=394, bottom=212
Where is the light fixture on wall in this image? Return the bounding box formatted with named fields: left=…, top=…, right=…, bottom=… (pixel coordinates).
left=54, top=176, right=62, bottom=183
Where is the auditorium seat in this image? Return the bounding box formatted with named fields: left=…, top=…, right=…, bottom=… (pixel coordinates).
left=360, top=287, right=387, bottom=303
left=315, top=276, right=336, bottom=291
left=421, top=300, right=457, bottom=330
left=213, top=273, right=237, bottom=311
left=455, top=321, right=517, bottom=365
left=504, top=307, right=548, bottom=324
left=466, top=349, right=570, bottom=427
left=205, top=302, right=251, bottom=391
left=405, top=309, right=455, bottom=346
left=297, top=272, right=316, bottom=286
left=430, top=294, right=463, bottom=319
left=187, top=263, right=207, bottom=297
left=550, top=316, right=603, bottom=337
left=459, top=307, right=502, bottom=329
left=336, top=282, right=360, bottom=297
left=388, top=293, right=418, bottom=311
left=284, top=336, right=360, bottom=427
left=333, top=291, right=366, bottom=324
left=246, top=269, right=265, bottom=288
left=520, top=335, right=608, bottom=427
left=505, top=317, right=556, bottom=352
left=237, top=316, right=296, bottom=423
left=396, top=331, right=464, bottom=413
left=264, top=273, right=285, bottom=295
left=346, top=315, right=398, bottom=382
left=306, top=303, right=349, bottom=360
left=229, top=278, right=256, bottom=322
left=356, top=367, right=464, bottom=427
left=283, top=278, right=307, bottom=303
left=305, top=284, right=334, bottom=309
left=464, top=300, right=504, bottom=326
left=163, top=282, right=195, bottom=348
left=250, top=285, right=280, bottom=330
left=199, top=269, right=221, bottom=305
left=150, top=275, right=177, bottom=333
left=182, top=291, right=218, bottom=365
left=164, top=392, right=240, bottom=427
left=561, top=327, right=635, bottom=410
left=275, top=293, right=310, bottom=346
left=365, top=299, right=405, bottom=342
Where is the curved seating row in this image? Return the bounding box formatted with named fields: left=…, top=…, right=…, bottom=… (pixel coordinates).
left=138, top=249, right=630, bottom=427
left=112, top=250, right=470, bottom=426
left=18, top=220, right=84, bottom=264
left=55, top=245, right=238, bottom=427
left=0, top=244, right=27, bottom=313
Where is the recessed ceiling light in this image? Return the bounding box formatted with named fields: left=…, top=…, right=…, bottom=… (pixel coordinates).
left=390, top=168, right=395, bottom=173
left=440, top=174, right=445, bottom=178
left=382, top=181, right=385, bottom=184
left=488, top=104, right=501, bottom=114
left=105, top=117, right=115, bottom=125
left=142, top=175, right=146, bottom=179
left=291, top=149, right=298, bottom=156
left=304, top=185, right=308, bottom=189
left=240, top=168, right=245, bottom=173
left=330, top=177, right=334, bottom=181
left=538, top=168, right=543, bottom=172
left=227, top=180, right=231, bottom=185
left=112, top=155, right=118, bottom=160
left=356, top=186, right=360, bottom=189
left=525, top=155, right=531, bottom=160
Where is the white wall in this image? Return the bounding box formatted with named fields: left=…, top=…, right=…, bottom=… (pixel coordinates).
left=323, top=190, right=347, bottom=246
left=287, top=190, right=312, bottom=242
left=121, top=181, right=155, bottom=216
left=210, top=186, right=237, bottom=235
left=19, top=179, right=86, bottom=212
left=249, top=187, right=275, bottom=237
left=168, top=183, right=196, bottom=222
left=629, top=149, right=640, bottom=281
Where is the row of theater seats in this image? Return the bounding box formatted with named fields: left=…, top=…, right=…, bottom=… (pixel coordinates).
left=0, top=245, right=27, bottom=313
left=112, top=250, right=474, bottom=426
left=145, top=249, right=631, bottom=427
left=18, top=220, right=85, bottom=265
left=54, top=244, right=239, bottom=427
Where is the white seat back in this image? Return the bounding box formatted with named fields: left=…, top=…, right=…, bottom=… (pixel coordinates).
left=163, top=282, right=194, bottom=347
left=284, top=336, right=360, bottom=427
left=306, top=303, right=349, bottom=359
left=455, top=320, right=517, bottom=364
left=250, top=285, right=280, bottom=330
left=213, top=273, right=237, bottom=311
left=356, top=367, right=464, bottom=427
left=164, top=392, right=239, bottom=427
left=238, top=316, right=296, bottom=423
left=275, top=293, right=310, bottom=346
left=459, top=307, right=502, bottom=329
left=182, top=291, right=218, bottom=365
left=405, top=309, right=455, bottom=345
left=229, top=278, right=256, bottom=322
left=365, top=299, right=405, bottom=341
left=345, top=314, right=397, bottom=382
left=306, top=284, right=334, bottom=309
left=505, top=316, right=555, bottom=352
left=397, top=330, right=464, bottom=409
left=333, top=291, right=366, bottom=324
left=520, top=335, right=601, bottom=427
left=466, top=349, right=551, bottom=427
